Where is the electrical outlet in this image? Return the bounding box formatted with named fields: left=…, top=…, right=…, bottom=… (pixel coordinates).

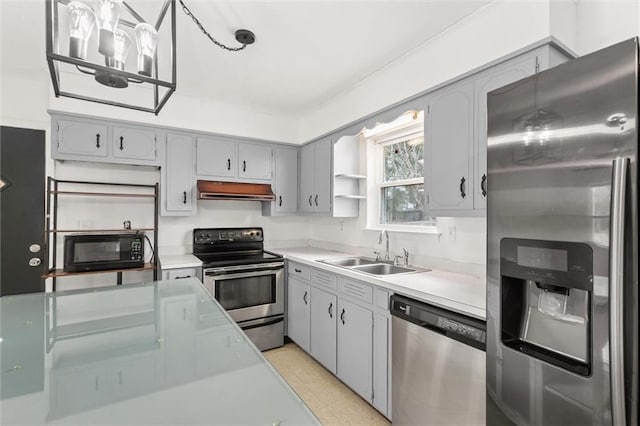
left=340, top=222, right=344, bottom=232
left=448, top=225, right=456, bottom=241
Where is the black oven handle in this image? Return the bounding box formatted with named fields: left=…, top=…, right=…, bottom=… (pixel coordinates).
left=239, top=316, right=284, bottom=331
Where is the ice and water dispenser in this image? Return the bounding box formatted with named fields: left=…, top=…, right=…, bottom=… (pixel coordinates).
left=500, top=238, right=593, bottom=376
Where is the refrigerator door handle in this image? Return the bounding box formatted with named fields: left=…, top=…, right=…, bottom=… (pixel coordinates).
left=610, top=156, right=629, bottom=426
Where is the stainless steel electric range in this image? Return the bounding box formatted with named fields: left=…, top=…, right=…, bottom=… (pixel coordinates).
left=193, top=227, right=284, bottom=351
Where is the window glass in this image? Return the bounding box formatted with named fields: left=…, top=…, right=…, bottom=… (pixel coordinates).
left=383, top=136, right=424, bottom=182
left=381, top=184, right=425, bottom=224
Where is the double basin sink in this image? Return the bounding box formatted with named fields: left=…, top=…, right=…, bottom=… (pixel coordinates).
left=319, top=257, right=429, bottom=276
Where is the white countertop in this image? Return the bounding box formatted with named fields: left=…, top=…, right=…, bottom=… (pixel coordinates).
left=159, top=254, right=202, bottom=269
left=270, top=247, right=486, bottom=320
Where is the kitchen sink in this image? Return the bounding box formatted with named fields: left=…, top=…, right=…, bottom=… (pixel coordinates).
left=321, top=257, right=378, bottom=267
left=318, top=256, right=428, bottom=276
left=352, top=263, right=416, bottom=275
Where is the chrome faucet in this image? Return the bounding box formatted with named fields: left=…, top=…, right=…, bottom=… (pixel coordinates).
left=403, top=248, right=409, bottom=266
left=378, top=229, right=390, bottom=261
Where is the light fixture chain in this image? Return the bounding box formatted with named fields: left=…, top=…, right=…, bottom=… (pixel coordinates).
left=178, top=0, right=248, bottom=52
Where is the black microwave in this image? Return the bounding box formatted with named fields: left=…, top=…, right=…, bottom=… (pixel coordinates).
left=64, top=234, right=144, bottom=272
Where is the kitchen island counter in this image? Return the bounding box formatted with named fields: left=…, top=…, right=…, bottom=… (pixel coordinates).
left=272, top=246, right=485, bottom=320
left=0, top=278, right=318, bottom=425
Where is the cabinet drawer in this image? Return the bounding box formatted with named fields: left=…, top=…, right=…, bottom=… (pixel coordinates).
left=162, top=268, right=199, bottom=281
left=312, top=269, right=337, bottom=291
left=288, top=262, right=310, bottom=281
left=339, top=277, right=373, bottom=305
left=374, top=288, right=389, bottom=311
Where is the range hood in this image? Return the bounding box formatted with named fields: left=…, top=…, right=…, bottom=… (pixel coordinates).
left=197, top=180, right=276, bottom=201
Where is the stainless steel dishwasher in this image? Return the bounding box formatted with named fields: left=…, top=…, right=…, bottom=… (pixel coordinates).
left=391, top=294, right=486, bottom=425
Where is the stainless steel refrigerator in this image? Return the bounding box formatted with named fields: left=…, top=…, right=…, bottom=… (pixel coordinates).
left=486, top=38, right=638, bottom=425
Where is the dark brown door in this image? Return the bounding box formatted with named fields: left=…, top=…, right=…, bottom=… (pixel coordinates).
left=0, top=126, right=45, bottom=295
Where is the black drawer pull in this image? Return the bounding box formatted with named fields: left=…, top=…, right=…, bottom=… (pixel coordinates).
left=481, top=174, right=487, bottom=197
left=242, top=160, right=246, bottom=172
left=279, top=196, right=282, bottom=207
left=459, top=177, right=466, bottom=199
left=183, top=191, right=187, bottom=204
left=175, top=275, right=191, bottom=279
left=227, top=158, right=231, bottom=171
left=314, top=194, right=318, bottom=206
left=119, top=136, right=124, bottom=151
left=96, top=133, right=101, bottom=149
left=308, top=195, right=313, bottom=206
left=294, top=268, right=302, bottom=273
left=328, top=302, right=333, bottom=318
left=340, top=308, right=345, bottom=325
left=303, top=290, right=308, bottom=305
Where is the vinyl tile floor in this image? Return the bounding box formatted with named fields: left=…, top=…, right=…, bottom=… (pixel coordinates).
left=264, top=342, right=390, bottom=426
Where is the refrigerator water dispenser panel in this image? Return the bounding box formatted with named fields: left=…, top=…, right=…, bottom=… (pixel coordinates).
left=500, top=238, right=593, bottom=376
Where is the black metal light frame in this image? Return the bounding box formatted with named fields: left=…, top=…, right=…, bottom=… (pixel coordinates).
left=45, top=0, right=177, bottom=115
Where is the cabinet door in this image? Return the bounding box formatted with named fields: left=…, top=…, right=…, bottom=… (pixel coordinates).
left=274, top=147, right=298, bottom=213
left=287, top=276, right=310, bottom=352
left=196, top=137, right=236, bottom=178
left=238, top=144, right=272, bottom=180
left=310, top=287, right=337, bottom=374
left=337, top=298, right=373, bottom=402
left=111, top=126, right=158, bottom=162
left=473, top=53, right=537, bottom=209
left=313, top=138, right=332, bottom=212
left=56, top=119, right=108, bottom=157
left=164, top=134, right=195, bottom=214
left=300, top=144, right=315, bottom=213
left=373, top=313, right=389, bottom=416
left=425, top=80, right=474, bottom=212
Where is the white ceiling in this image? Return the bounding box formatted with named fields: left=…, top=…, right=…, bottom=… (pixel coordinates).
left=1, top=1, right=491, bottom=116
left=169, top=1, right=491, bottom=115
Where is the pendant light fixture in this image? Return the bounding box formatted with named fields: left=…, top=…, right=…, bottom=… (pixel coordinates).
left=47, top=0, right=256, bottom=115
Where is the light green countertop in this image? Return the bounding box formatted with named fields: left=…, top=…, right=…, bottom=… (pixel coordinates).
left=0, top=278, right=318, bottom=425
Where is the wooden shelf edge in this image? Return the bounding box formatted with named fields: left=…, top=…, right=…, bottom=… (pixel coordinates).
left=334, top=174, right=367, bottom=179
left=334, top=195, right=367, bottom=199
left=42, top=263, right=156, bottom=279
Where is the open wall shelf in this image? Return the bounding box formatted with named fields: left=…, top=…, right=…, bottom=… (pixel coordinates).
left=45, top=178, right=159, bottom=290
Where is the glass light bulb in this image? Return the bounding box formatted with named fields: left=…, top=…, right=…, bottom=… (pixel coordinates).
left=67, top=1, right=95, bottom=60
left=94, top=0, right=123, bottom=57
left=134, top=23, right=158, bottom=77
left=111, top=27, right=131, bottom=70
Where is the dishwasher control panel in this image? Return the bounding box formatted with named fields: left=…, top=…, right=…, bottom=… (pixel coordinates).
left=439, top=318, right=485, bottom=342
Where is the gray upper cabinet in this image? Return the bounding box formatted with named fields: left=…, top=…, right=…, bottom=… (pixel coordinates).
left=300, top=143, right=315, bottom=213
left=238, top=143, right=272, bottom=180
left=425, top=80, right=475, bottom=212
left=196, top=137, right=236, bottom=178
left=162, top=133, right=195, bottom=215
left=473, top=51, right=539, bottom=209
left=56, top=119, right=108, bottom=158
left=263, top=147, right=298, bottom=215
left=300, top=138, right=332, bottom=213
left=111, top=126, right=157, bottom=162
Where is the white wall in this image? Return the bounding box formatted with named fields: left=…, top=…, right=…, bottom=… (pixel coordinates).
left=575, top=0, right=640, bottom=55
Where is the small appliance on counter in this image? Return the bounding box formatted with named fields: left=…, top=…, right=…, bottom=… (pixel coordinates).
left=63, top=233, right=144, bottom=272
left=487, top=38, right=639, bottom=425
left=192, top=227, right=285, bottom=351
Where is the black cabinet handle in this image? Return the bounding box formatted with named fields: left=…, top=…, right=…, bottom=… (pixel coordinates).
left=227, top=158, right=231, bottom=171
left=96, top=133, right=101, bottom=149
left=314, top=195, right=318, bottom=206
left=242, top=160, right=246, bottom=172
left=459, top=177, right=466, bottom=199
left=183, top=191, right=187, bottom=204
left=340, top=308, right=345, bottom=325
left=308, top=195, right=313, bottom=206
left=481, top=174, right=487, bottom=197
left=294, top=268, right=302, bottom=273
left=328, top=302, right=333, bottom=318
left=279, top=196, right=282, bottom=207
left=119, top=136, right=124, bottom=151
left=175, top=275, right=191, bottom=279
left=303, top=290, right=308, bottom=305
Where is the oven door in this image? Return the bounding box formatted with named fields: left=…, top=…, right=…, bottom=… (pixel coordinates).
left=203, top=263, right=284, bottom=323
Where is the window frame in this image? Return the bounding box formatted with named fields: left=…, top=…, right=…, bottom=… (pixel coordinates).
left=365, top=116, right=437, bottom=233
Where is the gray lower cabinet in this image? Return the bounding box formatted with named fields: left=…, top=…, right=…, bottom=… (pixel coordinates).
left=287, top=276, right=310, bottom=352
left=310, top=286, right=337, bottom=374
left=196, top=137, right=236, bottom=178
left=162, top=133, right=195, bottom=216
left=337, top=298, right=373, bottom=402
left=56, top=118, right=108, bottom=158
left=161, top=267, right=202, bottom=281
left=424, top=80, right=475, bottom=212
left=111, top=125, right=158, bottom=162
left=300, top=138, right=332, bottom=213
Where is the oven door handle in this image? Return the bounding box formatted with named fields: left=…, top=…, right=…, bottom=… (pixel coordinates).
left=239, top=316, right=284, bottom=331
left=205, top=268, right=282, bottom=279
